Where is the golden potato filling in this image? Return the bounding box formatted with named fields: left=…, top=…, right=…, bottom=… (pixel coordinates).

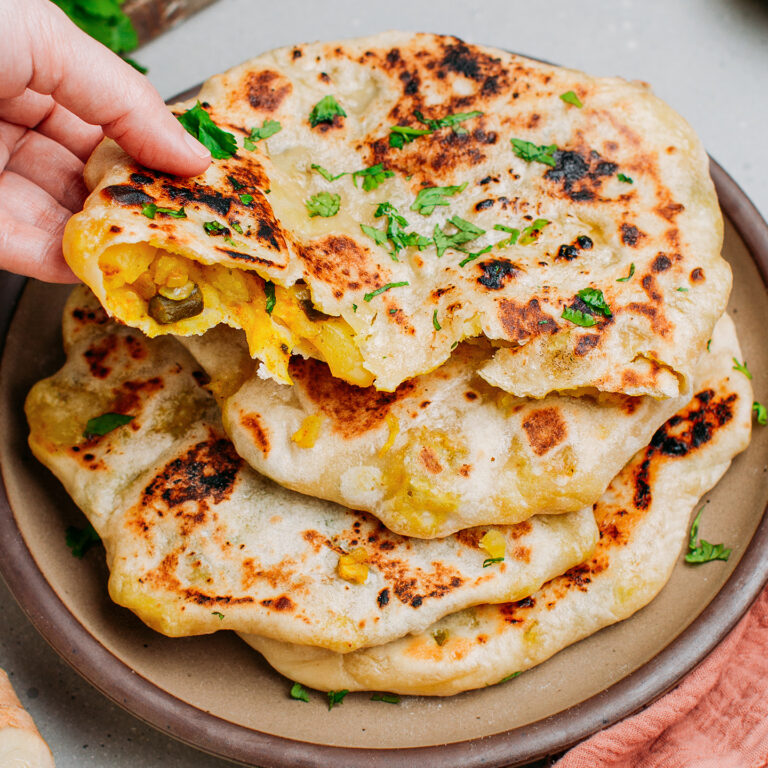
left=99, top=243, right=373, bottom=388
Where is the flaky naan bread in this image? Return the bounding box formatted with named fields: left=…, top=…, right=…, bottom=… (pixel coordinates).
left=181, top=329, right=692, bottom=538
left=64, top=32, right=727, bottom=397
left=242, top=314, right=752, bottom=693
left=25, top=287, right=598, bottom=653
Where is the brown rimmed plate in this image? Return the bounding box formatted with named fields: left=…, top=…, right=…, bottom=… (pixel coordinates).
left=0, top=159, right=766, bottom=768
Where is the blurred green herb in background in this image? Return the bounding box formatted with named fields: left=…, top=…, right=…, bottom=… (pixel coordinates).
left=52, top=0, right=147, bottom=72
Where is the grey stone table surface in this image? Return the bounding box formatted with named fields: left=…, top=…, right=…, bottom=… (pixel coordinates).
left=1, top=1, right=767, bottom=766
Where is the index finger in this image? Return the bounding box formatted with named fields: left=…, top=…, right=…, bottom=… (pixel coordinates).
left=0, top=0, right=211, bottom=177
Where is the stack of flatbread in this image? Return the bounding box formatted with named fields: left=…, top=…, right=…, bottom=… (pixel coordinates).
left=27, top=33, right=752, bottom=697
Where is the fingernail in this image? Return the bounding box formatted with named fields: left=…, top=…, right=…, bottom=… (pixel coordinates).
left=183, top=131, right=211, bottom=159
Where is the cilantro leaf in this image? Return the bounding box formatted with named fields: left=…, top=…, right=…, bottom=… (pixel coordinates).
left=561, top=307, right=597, bottom=327
left=305, top=191, right=340, bottom=218
left=231, top=222, right=243, bottom=234
left=239, top=193, right=254, bottom=205
left=83, top=412, right=133, bottom=438
left=458, top=245, right=492, bottom=267
left=753, top=401, right=767, bottom=426
left=410, top=182, right=467, bottom=215
left=685, top=508, right=731, bottom=564
left=327, top=689, right=349, bottom=710
left=482, top=556, right=505, bottom=567
left=371, top=693, right=401, bottom=704
left=264, top=281, right=276, bottom=315
left=433, top=216, right=485, bottom=258
left=228, top=175, right=245, bottom=190
left=53, top=0, right=138, bottom=55
left=510, top=138, right=558, bottom=167
left=352, top=164, right=394, bottom=191
left=433, top=309, right=441, bottom=331
left=414, top=109, right=483, bottom=134
left=616, top=263, right=635, bottom=282
left=360, top=223, right=389, bottom=248
left=141, top=203, right=186, bottom=219
left=290, top=683, right=310, bottom=703
left=243, top=119, right=281, bottom=150
left=617, top=173, right=634, bottom=184
left=577, top=287, right=612, bottom=318
left=494, top=223, right=520, bottom=248
left=177, top=102, right=237, bottom=159
left=560, top=90, right=583, bottom=108
left=518, top=218, right=550, bottom=246
left=309, top=95, right=346, bottom=127
left=65, top=522, right=101, bottom=559
left=733, top=357, right=753, bottom=379
left=212, top=611, right=225, bottom=620
left=389, top=125, right=432, bottom=149
left=362, top=202, right=430, bottom=259
left=497, top=671, right=522, bottom=684
left=364, top=282, right=409, bottom=302
left=203, top=221, right=227, bottom=236
left=311, top=164, right=347, bottom=182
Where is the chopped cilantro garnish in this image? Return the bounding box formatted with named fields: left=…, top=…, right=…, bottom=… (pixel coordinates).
left=53, top=0, right=139, bottom=57
left=559, top=90, right=583, bottom=108
left=414, top=109, right=483, bottom=134
left=362, top=203, right=430, bottom=259
left=450, top=341, right=458, bottom=350
left=616, top=263, right=635, bottom=282
left=433, top=216, right=485, bottom=258
left=494, top=223, right=520, bottom=248
left=364, top=282, right=409, bottom=302
left=311, top=164, right=347, bottom=182
left=482, top=556, right=505, bottom=568
left=561, top=307, right=597, bottom=327
left=753, top=401, right=767, bottom=426
left=212, top=611, right=225, bottom=620
left=141, top=203, right=186, bottom=219
left=228, top=175, right=245, bottom=190
left=371, top=693, right=401, bottom=704
left=410, top=182, right=467, bottom=215
left=433, top=628, right=449, bottom=646
left=290, top=683, right=310, bottom=702
left=327, top=689, right=349, bottom=710
left=223, top=236, right=237, bottom=247
left=577, top=287, right=612, bottom=318
left=305, top=191, right=340, bottom=218
left=177, top=102, right=237, bottom=159
left=65, top=522, right=101, bottom=559
left=352, top=304, right=357, bottom=312
left=617, top=173, right=634, bottom=184
left=685, top=507, right=731, bottom=564
left=733, top=357, right=753, bottom=380
left=707, top=339, right=712, bottom=352
left=352, top=163, right=394, bottom=191
left=433, top=309, right=441, bottom=331
left=518, top=218, right=550, bottom=245
left=458, top=245, right=492, bottom=267
left=360, top=223, right=389, bottom=248
left=497, top=671, right=522, bottom=684
left=264, top=281, right=276, bottom=315
left=309, top=95, right=346, bottom=126
left=84, top=412, right=133, bottom=438
left=239, top=193, right=253, bottom=205
left=231, top=221, right=243, bottom=234
left=389, top=125, right=432, bottom=148
left=204, top=221, right=226, bottom=235
left=243, top=119, right=281, bottom=150
left=676, top=287, right=689, bottom=292
left=510, top=138, right=558, bottom=167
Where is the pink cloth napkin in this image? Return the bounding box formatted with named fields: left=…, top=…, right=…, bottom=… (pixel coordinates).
left=555, top=588, right=768, bottom=768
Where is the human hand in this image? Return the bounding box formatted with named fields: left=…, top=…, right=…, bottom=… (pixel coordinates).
left=0, top=0, right=211, bottom=282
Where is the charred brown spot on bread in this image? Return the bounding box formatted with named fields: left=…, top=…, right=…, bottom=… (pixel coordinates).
left=109, top=377, right=164, bottom=417
left=691, top=267, right=705, bottom=282
left=162, top=181, right=232, bottom=217
left=544, top=150, right=618, bottom=202
left=522, top=407, right=567, bottom=456
left=419, top=446, right=443, bottom=474
left=574, top=333, right=600, bottom=356
left=298, top=235, right=385, bottom=292
left=652, top=253, right=672, bottom=272
left=102, top=184, right=153, bottom=207
left=246, top=70, right=292, bottom=112
left=240, top=412, right=270, bottom=456
left=84, top=335, right=118, bottom=378
left=377, top=588, right=390, bottom=607
left=182, top=590, right=255, bottom=607
left=497, top=298, right=558, bottom=341
left=499, top=595, right=536, bottom=624
left=620, top=223, right=645, bottom=247
left=72, top=305, right=108, bottom=326
left=124, top=335, right=147, bottom=361
left=477, top=259, right=520, bottom=290
left=289, top=357, right=415, bottom=437
left=141, top=438, right=241, bottom=510
left=657, top=201, right=685, bottom=221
